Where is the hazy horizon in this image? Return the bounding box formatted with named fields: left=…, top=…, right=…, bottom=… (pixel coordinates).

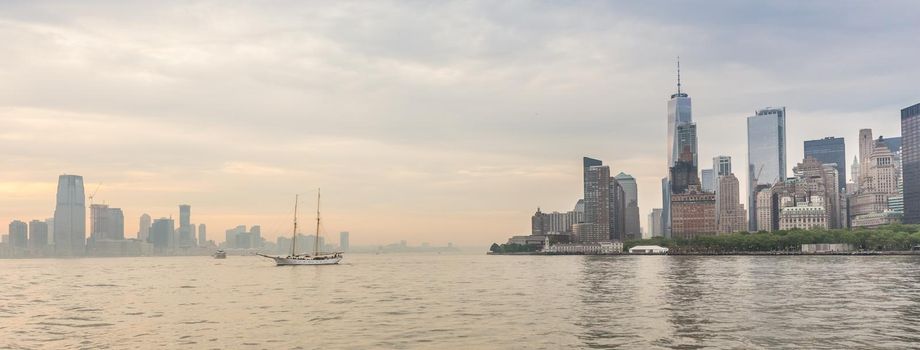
left=1, top=1, right=917, bottom=246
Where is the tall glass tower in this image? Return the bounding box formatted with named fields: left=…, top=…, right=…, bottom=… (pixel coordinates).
left=664, top=59, right=695, bottom=237
left=53, top=174, right=86, bottom=256
left=901, top=102, right=920, bottom=224
left=746, top=107, right=787, bottom=231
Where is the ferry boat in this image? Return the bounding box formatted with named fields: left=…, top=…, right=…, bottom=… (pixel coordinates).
left=213, top=250, right=227, bottom=259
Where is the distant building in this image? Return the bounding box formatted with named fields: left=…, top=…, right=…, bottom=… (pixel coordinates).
left=714, top=155, right=732, bottom=177
left=138, top=213, right=151, bottom=241
left=754, top=185, right=774, bottom=232
left=53, top=174, right=86, bottom=256
left=9, top=220, right=28, bottom=250
left=670, top=187, right=717, bottom=239
left=339, top=231, right=349, bottom=252
left=701, top=169, right=715, bottom=193
left=581, top=158, right=626, bottom=242
left=28, top=219, right=49, bottom=250
left=178, top=204, right=195, bottom=247
left=615, top=172, right=641, bottom=240
left=629, top=245, right=669, bottom=254
left=716, top=174, right=747, bottom=233
left=90, top=204, right=124, bottom=241
left=198, top=224, right=207, bottom=246
left=149, top=218, right=175, bottom=253
left=747, top=107, right=787, bottom=231
left=804, top=136, right=846, bottom=192
left=850, top=133, right=902, bottom=227
left=250, top=225, right=262, bottom=248
left=902, top=102, right=920, bottom=224
left=648, top=208, right=663, bottom=238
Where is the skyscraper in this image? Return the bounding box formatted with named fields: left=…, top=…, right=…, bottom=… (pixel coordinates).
left=648, top=208, right=663, bottom=238
left=901, top=103, right=920, bottom=224
left=90, top=204, right=124, bottom=241
left=804, top=137, right=846, bottom=192
left=149, top=217, right=175, bottom=253
left=747, top=107, right=787, bottom=231
left=614, top=172, right=640, bottom=240
left=53, top=174, right=86, bottom=256
left=138, top=213, right=151, bottom=241
left=28, top=219, right=49, bottom=249
left=340, top=231, right=350, bottom=252
left=198, top=223, right=207, bottom=246
left=178, top=204, right=192, bottom=247
left=9, top=220, right=28, bottom=250
left=664, top=60, right=695, bottom=239
left=583, top=164, right=611, bottom=243
left=716, top=174, right=747, bottom=233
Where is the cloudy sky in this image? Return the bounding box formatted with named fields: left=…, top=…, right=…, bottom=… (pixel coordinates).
left=1, top=1, right=917, bottom=246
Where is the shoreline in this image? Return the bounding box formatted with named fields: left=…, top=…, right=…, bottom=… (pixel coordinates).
left=488, top=251, right=920, bottom=256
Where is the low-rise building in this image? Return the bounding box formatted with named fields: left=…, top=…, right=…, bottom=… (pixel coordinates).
left=543, top=241, right=622, bottom=254
left=801, top=243, right=853, bottom=253
left=628, top=245, right=669, bottom=254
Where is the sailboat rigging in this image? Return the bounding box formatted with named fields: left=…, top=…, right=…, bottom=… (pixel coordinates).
left=258, top=189, right=343, bottom=265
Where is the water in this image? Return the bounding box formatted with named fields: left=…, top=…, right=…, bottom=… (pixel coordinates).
left=2, top=253, right=920, bottom=349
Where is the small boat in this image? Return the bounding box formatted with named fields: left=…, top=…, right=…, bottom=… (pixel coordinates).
left=259, top=189, right=343, bottom=266
left=213, top=250, right=226, bottom=259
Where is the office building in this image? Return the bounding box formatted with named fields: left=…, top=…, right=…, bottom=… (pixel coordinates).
left=198, top=224, right=207, bottom=246
left=714, top=156, right=732, bottom=177
left=9, top=220, right=28, bottom=250
left=648, top=208, right=663, bottom=237
left=664, top=61, right=695, bottom=239
left=178, top=204, right=194, bottom=247
left=138, top=213, right=151, bottom=241
left=671, top=188, right=717, bottom=239
left=902, top=102, right=920, bottom=224
left=340, top=231, right=350, bottom=252
left=251, top=225, right=262, bottom=248
left=747, top=107, right=787, bottom=231
left=661, top=177, right=671, bottom=238
left=90, top=204, right=125, bottom=241
left=804, top=137, right=846, bottom=192
left=716, top=174, right=747, bottom=233
left=615, top=172, right=641, bottom=239
left=28, top=219, right=49, bottom=249
left=149, top=218, right=175, bottom=253
left=701, top=169, right=715, bottom=192
left=582, top=158, right=626, bottom=242
left=53, top=174, right=86, bottom=256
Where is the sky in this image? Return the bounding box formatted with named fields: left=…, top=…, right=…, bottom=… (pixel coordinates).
left=0, top=1, right=917, bottom=246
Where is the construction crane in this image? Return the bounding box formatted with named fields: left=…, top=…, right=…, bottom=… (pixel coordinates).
left=88, top=182, right=103, bottom=207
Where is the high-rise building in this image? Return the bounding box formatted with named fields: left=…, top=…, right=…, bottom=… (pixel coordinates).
left=664, top=61, right=694, bottom=239
left=28, top=219, right=49, bottom=249
left=149, top=218, right=175, bottom=253
left=615, top=172, right=640, bottom=239
left=583, top=164, right=611, bottom=243
left=804, top=137, right=846, bottom=192
left=671, top=188, right=716, bottom=239
left=198, top=223, right=207, bottom=246
left=53, top=174, right=86, bottom=256
left=661, top=177, right=671, bottom=238
left=250, top=225, right=262, bottom=248
left=701, top=169, right=715, bottom=193
left=859, top=129, right=874, bottom=187
left=138, top=213, right=151, bottom=241
left=340, top=231, right=350, bottom=252
left=45, top=218, right=54, bottom=245
left=90, top=204, right=124, bottom=241
left=747, top=107, right=787, bottom=231
left=716, top=174, right=747, bottom=233
left=670, top=147, right=700, bottom=194
left=648, top=208, right=663, bottom=238
left=9, top=220, right=28, bottom=250
left=850, top=133, right=902, bottom=228
left=849, top=156, right=860, bottom=192
left=769, top=157, right=841, bottom=230
left=901, top=102, right=920, bottom=224
left=714, top=156, right=732, bottom=177
left=110, top=208, right=124, bottom=240
left=531, top=208, right=548, bottom=235
left=178, top=204, right=193, bottom=247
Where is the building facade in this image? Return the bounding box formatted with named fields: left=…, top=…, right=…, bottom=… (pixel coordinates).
left=747, top=107, right=787, bottom=231
left=53, top=174, right=86, bottom=256
left=901, top=102, right=920, bottom=224
left=717, top=174, right=747, bottom=233
left=804, top=136, right=846, bottom=192
left=671, top=187, right=717, bottom=239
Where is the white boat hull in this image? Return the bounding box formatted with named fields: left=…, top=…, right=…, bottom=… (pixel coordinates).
left=259, top=254, right=342, bottom=266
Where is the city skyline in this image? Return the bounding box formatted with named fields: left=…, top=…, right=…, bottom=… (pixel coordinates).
left=0, top=1, right=915, bottom=245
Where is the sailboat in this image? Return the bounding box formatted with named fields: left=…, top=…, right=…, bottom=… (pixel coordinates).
left=258, top=189, right=343, bottom=266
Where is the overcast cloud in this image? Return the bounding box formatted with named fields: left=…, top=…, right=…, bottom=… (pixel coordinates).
left=1, top=1, right=917, bottom=245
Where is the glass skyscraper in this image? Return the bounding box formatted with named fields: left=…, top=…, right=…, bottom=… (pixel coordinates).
left=53, top=174, right=86, bottom=256
left=664, top=61, right=695, bottom=237
left=746, top=107, right=787, bottom=231
left=804, top=137, right=846, bottom=192
left=901, top=103, right=920, bottom=224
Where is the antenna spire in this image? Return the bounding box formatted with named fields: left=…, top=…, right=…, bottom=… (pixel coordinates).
left=677, top=56, right=682, bottom=94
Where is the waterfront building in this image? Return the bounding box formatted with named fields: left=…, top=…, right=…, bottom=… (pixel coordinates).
left=804, top=137, right=846, bottom=192
left=582, top=158, right=627, bottom=242
left=802, top=243, right=853, bottom=253
left=531, top=208, right=548, bottom=235
left=716, top=174, right=747, bottom=233
left=648, top=208, right=663, bottom=238
left=628, top=245, right=669, bottom=254
left=747, top=107, right=787, bottom=231
left=28, top=219, right=49, bottom=250
left=340, top=231, right=349, bottom=252
left=902, top=102, right=920, bottom=224
left=53, top=174, right=86, bottom=256
left=543, top=241, right=622, bottom=254
left=664, top=62, right=695, bottom=239
left=9, top=220, right=28, bottom=250
left=670, top=186, right=717, bottom=239
left=615, top=172, right=641, bottom=240
left=138, top=213, right=151, bottom=241
left=701, top=169, right=715, bottom=193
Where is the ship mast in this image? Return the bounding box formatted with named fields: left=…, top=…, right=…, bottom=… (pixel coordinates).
left=290, top=194, right=298, bottom=257
left=314, top=188, right=321, bottom=256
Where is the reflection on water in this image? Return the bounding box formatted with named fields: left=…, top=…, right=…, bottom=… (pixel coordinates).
left=2, top=254, right=920, bottom=349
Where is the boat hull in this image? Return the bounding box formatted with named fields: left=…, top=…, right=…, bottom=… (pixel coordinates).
left=259, top=254, right=342, bottom=266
